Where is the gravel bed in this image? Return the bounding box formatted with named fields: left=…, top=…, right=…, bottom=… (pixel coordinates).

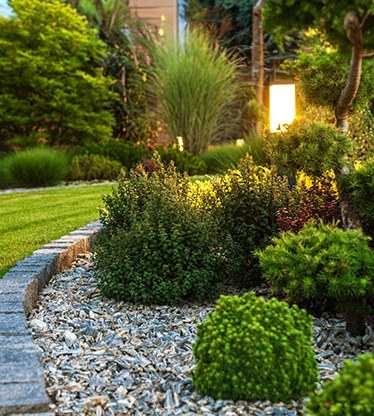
left=27, top=253, right=374, bottom=415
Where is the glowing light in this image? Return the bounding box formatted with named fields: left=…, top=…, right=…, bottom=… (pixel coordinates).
left=176, top=136, right=184, bottom=152
left=269, top=84, right=296, bottom=132
left=158, top=28, right=165, bottom=37
left=236, top=139, right=245, bottom=147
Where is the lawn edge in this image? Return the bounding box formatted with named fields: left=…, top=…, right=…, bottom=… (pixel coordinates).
left=0, top=221, right=103, bottom=415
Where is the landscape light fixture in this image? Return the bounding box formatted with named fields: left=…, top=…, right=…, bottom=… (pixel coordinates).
left=269, top=81, right=296, bottom=133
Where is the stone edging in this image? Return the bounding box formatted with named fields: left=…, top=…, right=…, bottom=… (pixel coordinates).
left=0, top=221, right=103, bottom=415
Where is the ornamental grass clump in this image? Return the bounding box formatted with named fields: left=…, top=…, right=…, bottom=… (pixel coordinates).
left=192, top=292, right=318, bottom=402
left=256, top=221, right=374, bottom=336
left=94, top=152, right=231, bottom=305
left=307, top=353, right=374, bottom=416
left=149, top=29, right=246, bottom=155
left=3, top=147, right=68, bottom=187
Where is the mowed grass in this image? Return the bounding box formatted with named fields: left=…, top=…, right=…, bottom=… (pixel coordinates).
left=0, top=184, right=115, bottom=278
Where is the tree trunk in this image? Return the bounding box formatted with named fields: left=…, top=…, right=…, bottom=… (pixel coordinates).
left=336, top=12, right=370, bottom=336
left=251, top=0, right=265, bottom=136
left=335, top=11, right=365, bottom=232
left=335, top=11, right=364, bottom=133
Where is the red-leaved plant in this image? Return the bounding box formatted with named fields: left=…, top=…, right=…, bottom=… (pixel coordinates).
left=278, top=177, right=341, bottom=234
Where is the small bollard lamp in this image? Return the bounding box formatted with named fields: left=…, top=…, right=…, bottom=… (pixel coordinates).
left=269, top=82, right=296, bottom=133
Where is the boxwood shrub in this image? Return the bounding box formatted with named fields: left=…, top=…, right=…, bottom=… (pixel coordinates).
left=94, top=152, right=232, bottom=305
left=192, top=292, right=318, bottom=402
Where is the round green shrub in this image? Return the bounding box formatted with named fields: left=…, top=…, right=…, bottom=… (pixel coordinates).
left=3, top=147, right=68, bottom=187
left=264, top=119, right=353, bottom=177
left=67, top=154, right=123, bottom=181
left=307, top=353, right=374, bottom=416
left=94, top=152, right=231, bottom=305
left=192, top=292, right=318, bottom=402
left=256, top=221, right=374, bottom=302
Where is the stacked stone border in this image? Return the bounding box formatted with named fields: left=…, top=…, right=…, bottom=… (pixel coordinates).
left=0, top=221, right=103, bottom=415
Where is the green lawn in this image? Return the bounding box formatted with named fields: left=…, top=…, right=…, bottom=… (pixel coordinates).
left=0, top=184, right=115, bottom=278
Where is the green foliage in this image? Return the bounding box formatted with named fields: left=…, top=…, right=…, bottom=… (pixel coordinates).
left=263, top=1, right=374, bottom=53
left=79, top=139, right=207, bottom=175
left=2, top=148, right=68, bottom=187
left=157, top=145, right=207, bottom=176
left=69, top=0, right=154, bottom=144
left=264, top=119, right=353, bottom=177
left=94, top=153, right=230, bottom=305
left=0, top=0, right=114, bottom=147
left=346, top=157, right=374, bottom=238
left=199, top=144, right=249, bottom=174
left=148, top=29, right=248, bottom=155
left=210, top=154, right=295, bottom=283
left=349, top=105, right=374, bottom=161
left=256, top=222, right=374, bottom=305
left=81, top=139, right=151, bottom=170
left=307, top=353, right=374, bottom=416
left=67, top=154, right=123, bottom=182
left=282, top=50, right=347, bottom=110
left=0, top=154, right=11, bottom=188
left=182, top=0, right=294, bottom=63
left=278, top=175, right=341, bottom=234
left=183, top=0, right=255, bottom=62
left=281, top=44, right=374, bottom=162
left=192, top=292, right=318, bottom=402
left=76, top=0, right=130, bottom=43
left=200, top=138, right=270, bottom=175
left=282, top=49, right=374, bottom=113
left=103, top=44, right=154, bottom=143
left=348, top=158, right=374, bottom=220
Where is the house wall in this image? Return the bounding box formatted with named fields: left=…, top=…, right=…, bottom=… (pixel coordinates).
left=129, top=0, right=178, bottom=40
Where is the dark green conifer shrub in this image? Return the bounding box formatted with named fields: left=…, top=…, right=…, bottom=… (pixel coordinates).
left=256, top=222, right=374, bottom=335
left=94, top=153, right=230, bottom=305
left=67, top=154, right=123, bottom=181
left=257, top=221, right=374, bottom=301
left=264, top=119, right=353, bottom=177
left=307, top=353, right=374, bottom=416
left=210, top=154, right=296, bottom=284
left=3, top=147, right=68, bottom=187
left=192, top=292, right=318, bottom=402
